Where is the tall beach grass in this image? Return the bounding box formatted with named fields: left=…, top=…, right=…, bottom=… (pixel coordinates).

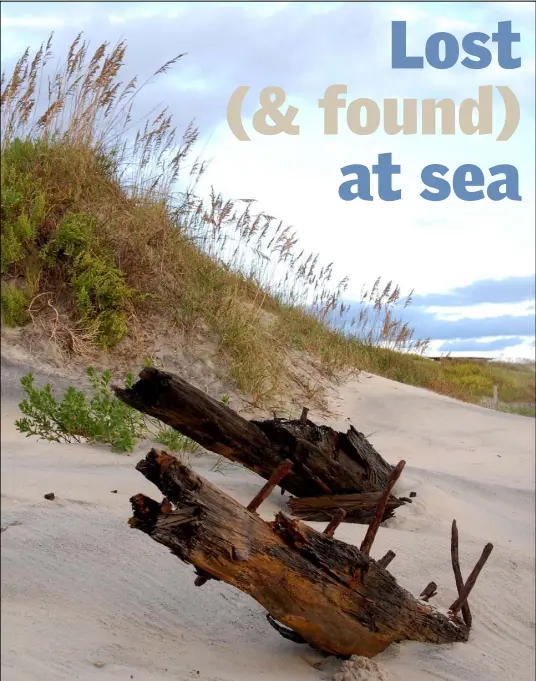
left=2, top=34, right=534, bottom=412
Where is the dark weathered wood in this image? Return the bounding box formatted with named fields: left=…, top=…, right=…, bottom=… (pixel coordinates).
left=129, top=449, right=469, bottom=658
left=289, top=491, right=405, bottom=524
left=360, top=460, right=406, bottom=555
left=300, top=407, right=309, bottom=425
left=377, top=550, right=396, bottom=569
left=419, top=582, right=438, bottom=601
left=323, top=508, right=346, bottom=537
left=451, top=520, right=472, bottom=627
left=114, top=368, right=402, bottom=508
left=247, top=459, right=293, bottom=513
left=449, top=543, right=493, bottom=615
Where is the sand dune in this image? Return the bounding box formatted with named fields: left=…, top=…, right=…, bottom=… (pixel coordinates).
left=1, top=360, right=534, bottom=681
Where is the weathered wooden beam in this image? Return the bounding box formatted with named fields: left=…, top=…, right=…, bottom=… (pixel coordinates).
left=129, top=449, right=470, bottom=658
left=289, top=491, right=405, bottom=524
left=114, top=368, right=402, bottom=507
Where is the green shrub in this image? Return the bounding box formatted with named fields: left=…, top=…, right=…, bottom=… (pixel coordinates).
left=1, top=139, right=46, bottom=273
left=499, top=404, right=536, bottom=418
left=15, top=367, right=147, bottom=453
left=154, top=427, right=200, bottom=454
left=70, top=251, right=132, bottom=346
left=42, top=213, right=135, bottom=347
left=41, top=212, right=95, bottom=265
left=0, top=285, right=31, bottom=326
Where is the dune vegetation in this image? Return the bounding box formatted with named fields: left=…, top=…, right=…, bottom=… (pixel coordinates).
left=1, top=35, right=534, bottom=413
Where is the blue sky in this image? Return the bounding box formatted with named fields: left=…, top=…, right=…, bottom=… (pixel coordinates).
left=1, top=1, right=535, bottom=359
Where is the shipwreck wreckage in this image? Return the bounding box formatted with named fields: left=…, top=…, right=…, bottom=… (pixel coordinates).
left=114, top=367, right=492, bottom=658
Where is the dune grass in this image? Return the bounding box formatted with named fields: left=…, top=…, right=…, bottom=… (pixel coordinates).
left=1, top=35, right=534, bottom=413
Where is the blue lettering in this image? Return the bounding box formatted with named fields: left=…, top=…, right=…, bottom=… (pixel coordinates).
left=425, top=32, right=459, bottom=69
left=421, top=164, right=450, bottom=201
left=339, top=165, right=373, bottom=201
left=391, top=22, right=424, bottom=69
left=461, top=32, right=492, bottom=69
left=372, top=153, right=401, bottom=201
left=452, top=164, right=485, bottom=201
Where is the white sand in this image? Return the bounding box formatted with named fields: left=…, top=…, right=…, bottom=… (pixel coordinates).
left=1, top=366, right=535, bottom=681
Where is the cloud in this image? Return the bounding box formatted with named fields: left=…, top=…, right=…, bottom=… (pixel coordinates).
left=0, top=2, right=379, bottom=136
left=336, top=299, right=535, bottom=341
left=1, top=1, right=534, bottom=137
left=407, top=310, right=535, bottom=340
left=336, top=275, right=535, bottom=343
left=1, top=2, right=534, bottom=305
left=412, top=275, right=536, bottom=307
left=437, top=337, right=529, bottom=352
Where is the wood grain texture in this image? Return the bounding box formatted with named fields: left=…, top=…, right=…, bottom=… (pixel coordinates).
left=114, top=368, right=400, bottom=508
left=129, top=449, right=469, bottom=658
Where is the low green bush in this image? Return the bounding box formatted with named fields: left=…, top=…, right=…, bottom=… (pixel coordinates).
left=14, top=365, right=225, bottom=453
left=1, top=285, right=31, bottom=326
left=0, top=139, right=46, bottom=273
left=42, top=213, right=135, bottom=347
left=16, top=367, right=146, bottom=453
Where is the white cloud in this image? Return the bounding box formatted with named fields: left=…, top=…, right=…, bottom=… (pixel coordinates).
left=428, top=337, right=536, bottom=360
left=197, top=100, right=535, bottom=299
left=427, top=301, right=535, bottom=321
left=436, top=17, right=477, bottom=31
left=1, top=0, right=534, bottom=315
left=1, top=14, right=67, bottom=29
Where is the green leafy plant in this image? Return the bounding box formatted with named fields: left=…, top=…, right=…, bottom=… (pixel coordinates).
left=15, top=367, right=147, bottom=452
left=220, top=394, right=231, bottom=406
left=499, top=404, right=536, bottom=418
left=1, top=139, right=46, bottom=273
left=3, top=36, right=533, bottom=413
left=42, top=213, right=135, bottom=347
left=1, top=284, right=31, bottom=326
left=154, top=426, right=200, bottom=454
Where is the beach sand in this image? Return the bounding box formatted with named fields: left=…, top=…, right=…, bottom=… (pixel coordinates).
left=2, top=359, right=534, bottom=681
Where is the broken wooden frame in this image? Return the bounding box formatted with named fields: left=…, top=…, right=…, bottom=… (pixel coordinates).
left=128, top=448, right=493, bottom=658
left=114, top=368, right=410, bottom=523
left=289, top=491, right=405, bottom=523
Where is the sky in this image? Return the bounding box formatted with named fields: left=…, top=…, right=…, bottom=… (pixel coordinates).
left=1, top=1, right=535, bottom=359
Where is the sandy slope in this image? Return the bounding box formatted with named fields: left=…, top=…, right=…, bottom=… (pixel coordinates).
left=1, top=360, right=535, bottom=681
